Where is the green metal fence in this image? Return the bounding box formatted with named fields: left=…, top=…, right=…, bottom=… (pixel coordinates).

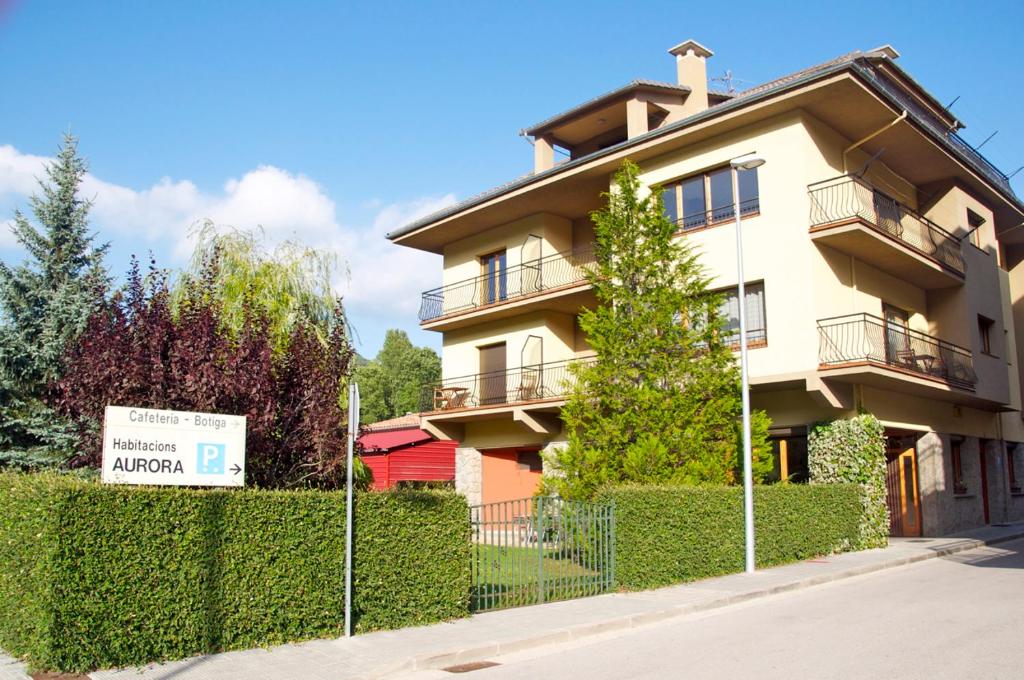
left=470, top=496, right=615, bottom=612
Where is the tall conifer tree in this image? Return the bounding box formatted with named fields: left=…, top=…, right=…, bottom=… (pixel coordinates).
left=0, top=134, right=107, bottom=467
left=547, top=161, right=772, bottom=499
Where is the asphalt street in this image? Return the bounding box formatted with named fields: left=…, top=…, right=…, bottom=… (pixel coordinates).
left=403, top=537, right=1024, bottom=680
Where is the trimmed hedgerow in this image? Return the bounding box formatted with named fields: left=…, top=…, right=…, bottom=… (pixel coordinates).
left=808, top=414, right=889, bottom=549
left=0, top=474, right=469, bottom=673
left=596, top=484, right=862, bottom=590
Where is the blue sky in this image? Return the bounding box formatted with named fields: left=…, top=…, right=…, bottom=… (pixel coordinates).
left=2, top=0, right=1023, bottom=357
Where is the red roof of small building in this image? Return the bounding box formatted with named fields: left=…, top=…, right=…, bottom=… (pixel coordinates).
left=360, top=414, right=432, bottom=452
left=363, top=413, right=421, bottom=432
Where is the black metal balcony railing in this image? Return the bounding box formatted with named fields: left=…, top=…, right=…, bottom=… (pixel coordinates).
left=419, top=247, right=596, bottom=323
left=818, top=313, right=976, bottom=389
left=674, top=197, right=760, bottom=232
left=807, top=176, right=965, bottom=275
left=423, top=357, right=596, bottom=412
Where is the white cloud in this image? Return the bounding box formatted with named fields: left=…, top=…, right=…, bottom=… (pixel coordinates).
left=0, top=142, right=456, bottom=333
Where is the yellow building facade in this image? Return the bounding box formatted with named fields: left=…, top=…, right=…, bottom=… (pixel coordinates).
left=390, top=40, right=1024, bottom=537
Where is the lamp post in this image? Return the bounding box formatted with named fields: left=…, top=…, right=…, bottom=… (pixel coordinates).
left=730, top=152, right=766, bottom=574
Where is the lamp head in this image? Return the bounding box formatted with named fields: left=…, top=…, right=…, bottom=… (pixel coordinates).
left=730, top=153, right=766, bottom=171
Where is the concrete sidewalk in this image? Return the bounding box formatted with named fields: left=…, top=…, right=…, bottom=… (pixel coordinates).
left=4, top=522, right=1023, bottom=680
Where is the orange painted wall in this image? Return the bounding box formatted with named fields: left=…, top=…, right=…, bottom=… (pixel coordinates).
left=481, top=448, right=542, bottom=505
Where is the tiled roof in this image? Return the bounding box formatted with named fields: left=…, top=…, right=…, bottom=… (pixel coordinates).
left=389, top=48, right=1018, bottom=240
left=363, top=413, right=421, bottom=431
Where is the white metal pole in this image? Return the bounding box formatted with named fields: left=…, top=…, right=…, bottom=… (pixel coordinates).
left=344, top=382, right=359, bottom=637
left=732, top=168, right=755, bottom=574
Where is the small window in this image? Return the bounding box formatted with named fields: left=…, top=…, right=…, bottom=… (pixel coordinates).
left=681, top=177, right=707, bottom=229
left=952, top=438, right=967, bottom=495
left=967, top=209, right=985, bottom=248
left=978, top=315, right=995, bottom=355
left=661, top=187, right=678, bottom=224
left=517, top=450, right=543, bottom=472
left=708, top=169, right=733, bottom=222
left=1008, top=444, right=1021, bottom=494
left=718, top=282, right=767, bottom=347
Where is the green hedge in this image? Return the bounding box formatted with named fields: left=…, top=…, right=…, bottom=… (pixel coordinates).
left=596, top=484, right=862, bottom=590
left=0, top=474, right=470, bottom=673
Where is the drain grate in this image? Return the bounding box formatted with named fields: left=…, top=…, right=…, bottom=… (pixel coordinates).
left=443, top=661, right=502, bottom=673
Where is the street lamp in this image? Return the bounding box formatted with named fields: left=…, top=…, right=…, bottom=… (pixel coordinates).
left=730, top=152, right=766, bottom=574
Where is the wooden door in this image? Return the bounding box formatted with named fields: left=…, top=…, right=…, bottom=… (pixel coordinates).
left=885, top=440, right=922, bottom=537
left=478, top=343, right=507, bottom=405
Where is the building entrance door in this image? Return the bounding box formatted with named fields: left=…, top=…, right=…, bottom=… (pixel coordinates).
left=885, top=436, right=922, bottom=537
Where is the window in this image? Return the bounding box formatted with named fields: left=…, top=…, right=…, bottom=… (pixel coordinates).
left=967, top=209, right=985, bottom=248
left=517, top=450, right=543, bottom=472
left=661, top=166, right=759, bottom=231
left=978, top=315, right=994, bottom=355
left=718, top=282, right=767, bottom=347
left=480, top=250, right=507, bottom=304
left=952, top=438, right=967, bottom=495
left=1008, top=444, right=1021, bottom=494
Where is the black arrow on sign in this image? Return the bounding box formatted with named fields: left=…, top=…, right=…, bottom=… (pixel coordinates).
left=230, top=464, right=242, bottom=475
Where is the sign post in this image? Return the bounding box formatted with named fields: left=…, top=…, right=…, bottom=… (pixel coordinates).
left=102, top=406, right=246, bottom=487
left=344, top=382, right=360, bottom=638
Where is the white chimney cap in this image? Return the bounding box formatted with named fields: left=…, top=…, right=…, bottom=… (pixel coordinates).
left=668, top=39, right=714, bottom=59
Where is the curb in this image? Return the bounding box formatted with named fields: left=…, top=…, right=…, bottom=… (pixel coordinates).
left=389, top=530, right=1024, bottom=678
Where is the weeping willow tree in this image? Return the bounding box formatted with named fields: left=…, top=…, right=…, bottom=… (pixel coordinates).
left=172, top=221, right=349, bottom=353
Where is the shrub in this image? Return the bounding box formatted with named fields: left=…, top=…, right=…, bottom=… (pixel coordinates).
left=0, top=474, right=469, bottom=673
left=808, top=414, right=889, bottom=549
left=596, top=484, right=862, bottom=590
left=51, top=256, right=355, bottom=489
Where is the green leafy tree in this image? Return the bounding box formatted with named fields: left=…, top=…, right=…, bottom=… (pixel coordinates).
left=0, top=134, right=108, bottom=468
left=172, top=222, right=348, bottom=353
left=355, top=329, right=440, bottom=423
left=546, top=161, right=772, bottom=499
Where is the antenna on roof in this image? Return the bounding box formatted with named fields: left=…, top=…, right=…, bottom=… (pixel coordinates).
left=710, top=69, right=750, bottom=94
left=944, top=95, right=960, bottom=110
left=976, top=130, right=998, bottom=151
left=1008, top=166, right=1023, bottom=180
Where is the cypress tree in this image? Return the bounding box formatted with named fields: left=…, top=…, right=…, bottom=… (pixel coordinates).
left=547, top=161, right=773, bottom=499
left=0, top=133, right=108, bottom=468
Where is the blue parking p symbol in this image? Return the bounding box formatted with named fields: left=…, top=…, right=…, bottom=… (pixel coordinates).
left=197, top=443, right=226, bottom=475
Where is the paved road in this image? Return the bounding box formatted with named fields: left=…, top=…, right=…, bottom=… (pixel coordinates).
left=405, top=537, right=1024, bottom=680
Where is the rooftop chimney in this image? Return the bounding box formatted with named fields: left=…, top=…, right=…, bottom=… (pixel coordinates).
left=668, top=39, right=713, bottom=116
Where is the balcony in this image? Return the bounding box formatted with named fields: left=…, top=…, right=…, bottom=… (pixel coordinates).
left=423, top=357, right=595, bottom=415
left=419, top=246, right=596, bottom=330
left=818, top=313, right=977, bottom=399
left=808, top=176, right=964, bottom=288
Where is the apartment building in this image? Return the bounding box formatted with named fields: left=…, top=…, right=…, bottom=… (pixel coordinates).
left=388, top=39, right=1024, bottom=537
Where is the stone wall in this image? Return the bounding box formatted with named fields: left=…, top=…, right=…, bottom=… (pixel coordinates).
left=455, top=446, right=482, bottom=507
left=916, top=432, right=985, bottom=536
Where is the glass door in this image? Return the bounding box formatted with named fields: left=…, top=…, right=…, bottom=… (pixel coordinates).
left=883, top=304, right=911, bottom=367
left=481, top=250, right=507, bottom=305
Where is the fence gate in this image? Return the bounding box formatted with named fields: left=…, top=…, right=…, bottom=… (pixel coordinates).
left=470, top=496, right=615, bottom=613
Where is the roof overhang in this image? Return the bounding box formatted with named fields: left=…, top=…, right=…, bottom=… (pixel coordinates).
left=390, top=60, right=1023, bottom=254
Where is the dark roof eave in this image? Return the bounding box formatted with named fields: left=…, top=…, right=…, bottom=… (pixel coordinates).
left=389, top=59, right=1022, bottom=242
left=523, top=80, right=691, bottom=137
